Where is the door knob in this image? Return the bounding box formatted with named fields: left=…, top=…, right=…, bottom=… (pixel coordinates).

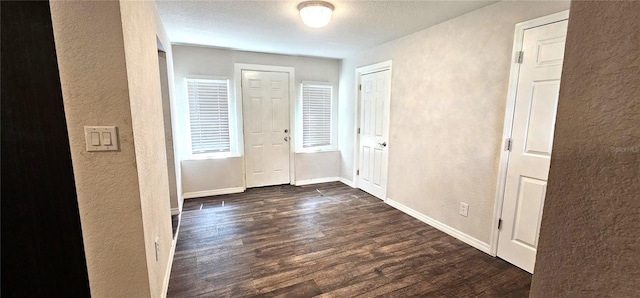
left=284, top=136, right=289, bottom=142
left=284, top=129, right=289, bottom=133
left=379, top=142, right=387, bottom=147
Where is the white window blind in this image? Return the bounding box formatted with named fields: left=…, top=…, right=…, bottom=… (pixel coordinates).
left=302, top=84, right=332, bottom=148
left=187, top=78, right=231, bottom=154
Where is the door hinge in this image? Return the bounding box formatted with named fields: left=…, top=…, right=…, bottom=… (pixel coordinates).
left=498, top=219, right=503, bottom=230
left=357, top=128, right=361, bottom=134
left=516, top=51, right=524, bottom=64
left=356, top=169, right=360, bottom=175
left=359, top=84, right=362, bottom=91
left=506, top=138, right=513, bottom=152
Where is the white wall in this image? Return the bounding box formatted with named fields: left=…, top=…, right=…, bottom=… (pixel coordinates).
left=50, top=2, right=150, bottom=296
left=173, top=46, right=341, bottom=196
left=181, top=158, right=244, bottom=195
left=338, top=1, right=570, bottom=245
left=159, top=51, right=180, bottom=212
left=156, top=17, right=183, bottom=213
left=295, top=152, right=341, bottom=183
left=50, top=1, right=177, bottom=296
left=120, top=1, right=175, bottom=296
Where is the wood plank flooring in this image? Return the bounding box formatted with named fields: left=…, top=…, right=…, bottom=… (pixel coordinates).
left=167, top=182, right=531, bottom=297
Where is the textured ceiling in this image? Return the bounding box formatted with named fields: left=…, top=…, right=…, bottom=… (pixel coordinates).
left=155, top=0, right=496, bottom=59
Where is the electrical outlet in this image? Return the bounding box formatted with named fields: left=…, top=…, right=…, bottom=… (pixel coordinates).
left=459, top=202, right=469, bottom=217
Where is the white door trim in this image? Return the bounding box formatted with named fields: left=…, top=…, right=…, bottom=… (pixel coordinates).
left=234, top=63, right=296, bottom=187
left=489, top=10, right=569, bottom=257
left=352, top=60, right=392, bottom=191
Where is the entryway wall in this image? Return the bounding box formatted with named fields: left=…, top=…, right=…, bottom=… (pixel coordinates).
left=50, top=1, right=176, bottom=296
left=338, top=1, right=570, bottom=252
left=158, top=48, right=180, bottom=214
left=173, top=46, right=341, bottom=198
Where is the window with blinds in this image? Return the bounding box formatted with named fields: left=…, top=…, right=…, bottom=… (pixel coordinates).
left=187, top=78, right=231, bottom=154
left=302, top=83, right=333, bottom=148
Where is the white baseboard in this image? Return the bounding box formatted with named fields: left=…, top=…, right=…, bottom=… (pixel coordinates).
left=385, top=198, right=491, bottom=254
left=161, top=212, right=180, bottom=298
left=170, top=207, right=180, bottom=216
left=294, top=177, right=340, bottom=186
left=183, top=187, right=245, bottom=199
left=339, top=177, right=356, bottom=188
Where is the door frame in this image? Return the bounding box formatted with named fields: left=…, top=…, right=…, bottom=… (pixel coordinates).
left=489, top=10, right=570, bottom=256
left=352, top=60, right=392, bottom=196
left=234, top=63, right=296, bottom=187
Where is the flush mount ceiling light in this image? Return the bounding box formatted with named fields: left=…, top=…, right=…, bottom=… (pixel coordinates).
left=297, top=1, right=334, bottom=28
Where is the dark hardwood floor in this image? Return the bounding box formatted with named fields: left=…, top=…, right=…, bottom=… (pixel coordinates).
left=168, top=182, right=531, bottom=297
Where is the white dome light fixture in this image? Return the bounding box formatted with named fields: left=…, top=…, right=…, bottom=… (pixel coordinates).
left=297, top=1, right=334, bottom=28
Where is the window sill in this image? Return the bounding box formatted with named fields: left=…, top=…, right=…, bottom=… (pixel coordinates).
left=296, top=148, right=339, bottom=154
left=186, top=152, right=241, bottom=160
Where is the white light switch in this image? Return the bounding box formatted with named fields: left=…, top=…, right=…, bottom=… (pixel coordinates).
left=102, top=132, right=112, bottom=145
left=91, top=132, right=101, bottom=146
left=84, top=126, right=119, bottom=152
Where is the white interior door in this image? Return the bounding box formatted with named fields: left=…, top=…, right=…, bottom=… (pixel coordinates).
left=242, top=70, right=290, bottom=188
left=497, top=20, right=568, bottom=273
left=357, top=70, right=391, bottom=200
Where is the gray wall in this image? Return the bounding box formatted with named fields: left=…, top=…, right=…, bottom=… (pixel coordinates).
left=337, top=1, right=570, bottom=246
left=531, top=1, right=640, bottom=296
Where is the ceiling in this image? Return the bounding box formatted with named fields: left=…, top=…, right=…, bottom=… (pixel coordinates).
left=155, top=0, right=496, bottom=59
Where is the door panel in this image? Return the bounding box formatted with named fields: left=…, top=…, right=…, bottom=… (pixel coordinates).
left=536, top=36, right=565, bottom=66
left=373, top=148, right=383, bottom=185
left=251, top=145, right=264, bottom=174
left=358, top=70, right=391, bottom=199
left=272, top=97, right=285, bottom=132
left=363, top=101, right=372, bottom=135
left=375, top=96, right=384, bottom=136
left=250, top=98, right=263, bottom=133
left=273, top=142, right=287, bottom=172
left=362, top=147, right=371, bottom=180
left=497, top=20, right=568, bottom=273
left=513, top=176, right=547, bottom=248
left=242, top=71, right=290, bottom=187
left=524, top=80, right=560, bottom=156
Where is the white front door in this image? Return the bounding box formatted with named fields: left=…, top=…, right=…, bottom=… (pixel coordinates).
left=358, top=70, right=391, bottom=200
left=497, top=20, right=568, bottom=273
left=242, top=70, right=290, bottom=188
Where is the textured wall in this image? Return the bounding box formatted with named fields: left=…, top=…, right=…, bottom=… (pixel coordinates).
left=51, top=1, right=178, bottom=296
left=295, top=152, right=341, bottom=181
left=173, top=45, right=341, bottom=195
left=338, top=1, right=570, bottom=244
left=181, top=158, right=245, bottom=194
left=119, top=1, right=175, bottom=297
left=159, top=51, right=179, bottom=211
left=530, top=1, right=640, bottom=296
left=49, top=1, right=151, bottom=297
left=157, top=11, right=183, bottom=213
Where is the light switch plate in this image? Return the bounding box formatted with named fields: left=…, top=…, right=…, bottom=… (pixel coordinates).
left=84, top=126, right=119, bottom=152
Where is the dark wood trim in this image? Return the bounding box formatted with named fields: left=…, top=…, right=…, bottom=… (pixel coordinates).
left=1, top=1, right=91, bottom=296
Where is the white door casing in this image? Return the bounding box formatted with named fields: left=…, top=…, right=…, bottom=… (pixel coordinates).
left=357, top=69, right=391, bottom=200
left=496, top=19, right=568, bottom=273
left=242, top=70, right=291, bottom=188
